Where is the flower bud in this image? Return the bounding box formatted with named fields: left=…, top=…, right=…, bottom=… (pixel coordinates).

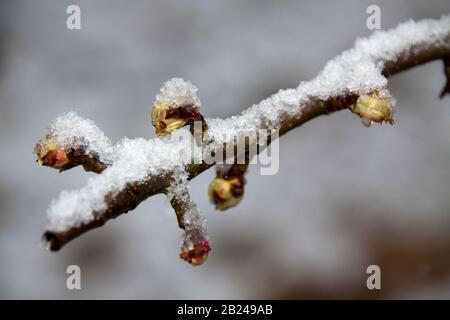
left=208, top=177, right=244, bottom=211
left=180, top=239, right=211, bottom=266
left=351, top=92, right=394, bottom=127
left=151, top=78, right=204, bottom=136
left=151, top=101, right=188, bottom=136
left=35, top=140, right=69, bottom=170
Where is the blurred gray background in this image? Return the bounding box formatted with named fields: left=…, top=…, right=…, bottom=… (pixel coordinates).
left=1, top=0, right=450, bottom=299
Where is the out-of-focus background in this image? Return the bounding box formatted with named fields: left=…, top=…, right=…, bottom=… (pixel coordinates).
left=1, top=0, right=450, bottom=299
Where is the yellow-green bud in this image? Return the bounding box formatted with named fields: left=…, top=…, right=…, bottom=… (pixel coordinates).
left=151, top=101, right=188, bottom=136
left=208, top=177, right=244, bottom=211
left=35, top=140, right=70, bottom=170
left=351, top=93, right=394, bottom=127
left=151, top=78, right=204, bottom=136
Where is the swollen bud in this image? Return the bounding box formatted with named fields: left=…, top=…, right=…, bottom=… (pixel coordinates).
left=180, top=239, right=211, bottom=266
left=208, top=177, right=244, bottom=211
left=35, top=140, right=69, bottom=170
left=151, top=78, right=205, bottom=136
left=350, top=92, right=394, bottom=127
left=152, top=101, right=189, bottom=136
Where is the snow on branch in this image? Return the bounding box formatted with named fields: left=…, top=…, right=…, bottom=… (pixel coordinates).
left=35, top=15, right=450, bottom=264
left=167, top=169, right=210, bottom=266
left=35, top=112, right=113, bottom=173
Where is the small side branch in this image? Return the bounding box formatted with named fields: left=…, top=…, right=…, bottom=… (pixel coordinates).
left=167, top=171, right=210, bottom=265
left=441, top=55, right=450, bottom=98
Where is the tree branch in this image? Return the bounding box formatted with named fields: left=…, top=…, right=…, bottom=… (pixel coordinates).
left=37, top=16, right=450, bottom=254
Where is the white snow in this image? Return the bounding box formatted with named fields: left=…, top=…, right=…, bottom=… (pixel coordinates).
left=47, top=136, right=195, bottom=231
left=45, top=15, right=450, bottom=233
left=156, top=78, right=201, bottom=108
left=42, top=111, right=114, bottom=164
